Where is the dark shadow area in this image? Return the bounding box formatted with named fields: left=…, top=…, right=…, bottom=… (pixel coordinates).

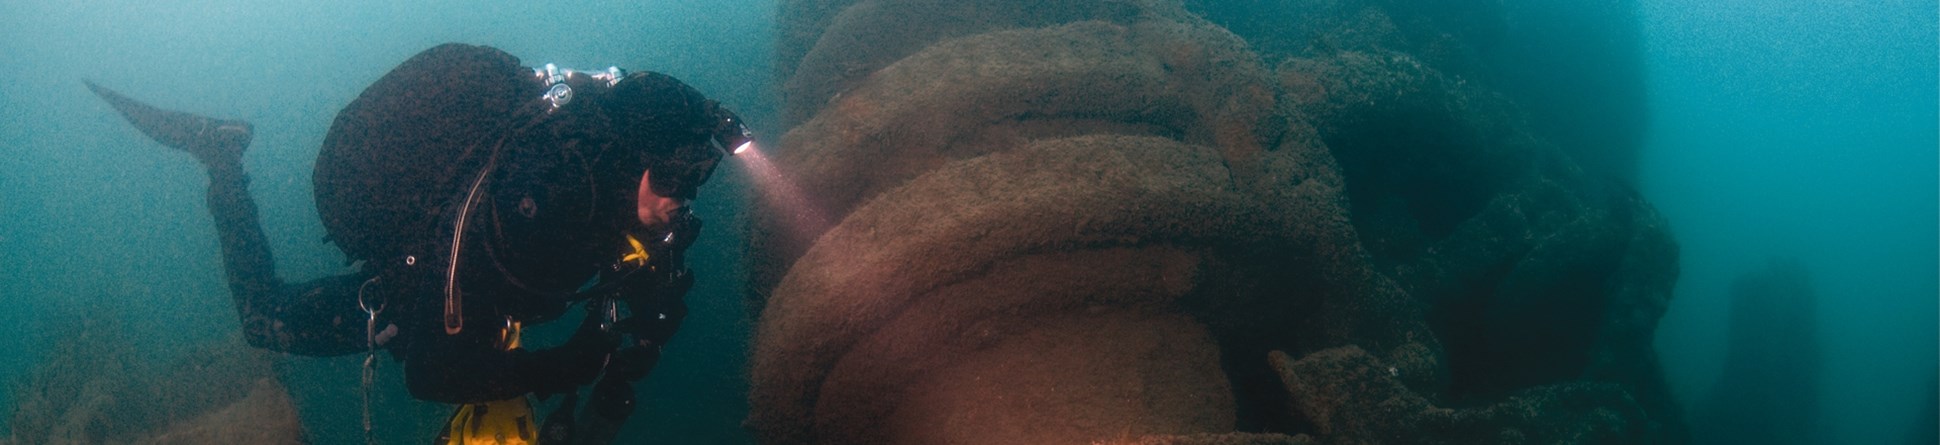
left=1691, top=258, right=1823, bottom=445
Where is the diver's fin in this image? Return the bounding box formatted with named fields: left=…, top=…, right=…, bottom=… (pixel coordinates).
left=84, top=80, right=252, bottom=167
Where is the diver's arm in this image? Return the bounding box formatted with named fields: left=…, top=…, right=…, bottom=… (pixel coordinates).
left=414, top=265, right=688, bottom=413
left=406, top=268, right=690, bottom=420
left=514, top=313, right=621, bottom=394
left=403, top=307, right=617, bottom=403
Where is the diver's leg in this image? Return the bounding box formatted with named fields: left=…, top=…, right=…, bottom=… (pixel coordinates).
left=88, top=81, right=366, bottom=355
left=208, top=163, right=369, bottom=355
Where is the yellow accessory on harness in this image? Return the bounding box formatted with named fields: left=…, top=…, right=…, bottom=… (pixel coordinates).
left=621, top=233, right=650, bottom=267
left=498, top=318, right=522, bottom=350
left=439, top=318, right=534, bottom=445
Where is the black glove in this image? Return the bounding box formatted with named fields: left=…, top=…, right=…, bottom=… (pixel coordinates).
left=602, top=344, right=663, bottom=384
left=657, top=210, right=703, bottom=254
left=615, top=267, right=692, bottom=348
left=539, top=392, right=579, bottom=444
left=526, top=306, right=622, bottom=392
left=574, top=376, right=637, bottom=445
left=588, top=377, right=636, bottom=421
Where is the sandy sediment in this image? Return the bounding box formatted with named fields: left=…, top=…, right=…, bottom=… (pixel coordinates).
left=5, top=314, right=303, bottom=445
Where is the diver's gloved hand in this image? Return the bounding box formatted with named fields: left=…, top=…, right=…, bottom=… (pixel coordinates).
left=602, top=344, right=663, bottom=384
left=615, top=267, right=691, bottom=348
left=539, top=392, right=579, bottom=444
left=574, top=376, right=637, bottom=445
left=658, top=211, right=704, bottom=254
left=554, top=307, right=622, bottom=387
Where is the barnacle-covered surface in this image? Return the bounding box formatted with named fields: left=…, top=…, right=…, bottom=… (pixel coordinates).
left=747, top=0, right=1680, bottom=443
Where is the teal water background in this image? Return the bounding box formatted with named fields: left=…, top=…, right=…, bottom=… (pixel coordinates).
left=0, top=1, right=1932, bottom=443
left=1640, top=0, right=1937, bottom=442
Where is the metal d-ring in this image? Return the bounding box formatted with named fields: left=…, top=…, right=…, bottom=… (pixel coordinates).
left=357, top=275, right=385, bottom=317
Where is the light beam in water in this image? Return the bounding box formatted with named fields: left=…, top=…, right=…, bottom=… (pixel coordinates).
left=736, top=145, right=832, bottom=243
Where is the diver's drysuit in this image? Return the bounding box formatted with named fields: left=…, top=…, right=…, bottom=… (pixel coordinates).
left=88, top=43, right=746, bottom=444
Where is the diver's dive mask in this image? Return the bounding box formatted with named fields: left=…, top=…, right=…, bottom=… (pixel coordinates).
left=641, top=101, right=750, bottom=200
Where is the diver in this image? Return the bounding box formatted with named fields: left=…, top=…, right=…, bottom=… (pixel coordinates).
left=85, top=43, right=750, bottom=445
